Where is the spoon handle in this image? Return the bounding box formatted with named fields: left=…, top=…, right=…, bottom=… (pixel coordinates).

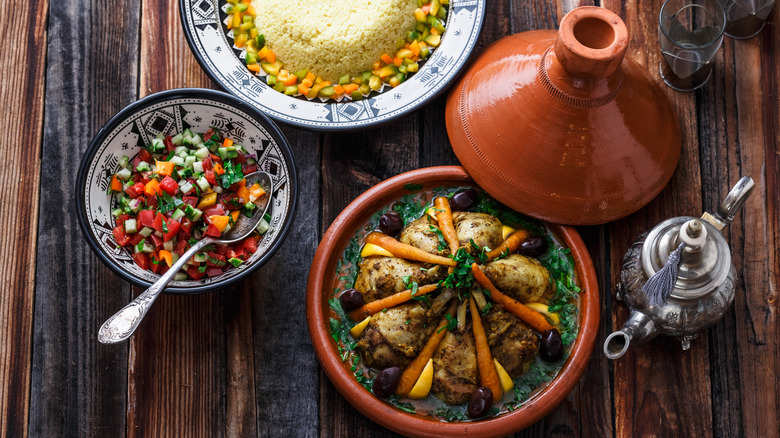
left=97, top=237, right=215, bottom=344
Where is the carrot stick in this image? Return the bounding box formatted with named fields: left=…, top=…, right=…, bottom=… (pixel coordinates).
left=364, top=232, right=456, bottom=266
left=348, top=284, right=439, bottom=321
left=471, top=263, right=554, bottom=333
left=486, top=229, right=530, bottom=262
left=469, top=297, right=502, bottom=400
left=434, top=197, right=459, bottom=255
left=396, top=302, right=457, bottom=396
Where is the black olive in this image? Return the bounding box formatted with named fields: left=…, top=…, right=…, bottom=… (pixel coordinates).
left=372, top=366, right=401, bottom=398
left=467, top=386, right=493, bottom=419
left=540, top=328, right=564, bottom=363
left=378, top=211, right=404, bottom=236
left=518, top=236, right=548, bottom=258
left=450, top=189, right=478, bottom=211
left=339, top=289, right=364, bottom=311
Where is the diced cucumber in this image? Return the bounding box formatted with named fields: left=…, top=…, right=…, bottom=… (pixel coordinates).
left=178, top=168, right=193, bottom=179
left=196, top=176, right=210, bottom=191
left=172, top=133, right=184, bottom=145
left=111, top=208, right=123, bottom=217
left=185, top=204, right=203, bottom=221
left=116, top=168, right=132, bottom=181
left=173, top=272, right=188, bottom=281
left=171, top=209, right=186, bottom=221
left=163, top=240, right=174, bottom=252
left=213, top=185, right=223, bottom=194
left=134, top=241, right=145, bottom=254
left=191, top=134, right=203, bottom=146
left=193, top=253, right=207, bottom=263
left=184, top=155, right=197, bottom=168
left=170, top=156, right=185, bottom=167
left=150, top=138, right=165, bottom=153
left=256, top=218, right=270, bottom=234
left=228, top=257, right=244, bottom=268
left=136, top=161, right=151, bottom=172
left=128, top=198, right=143, bottom=213
left=139, top=226, right=154, bottom=237
left=119, top=156, right=130, bottom=169
left=124, top=219, right=138, bottom=234
left=192, top=161, right=204, bottom=173
left=174, top=146, right=187, bottom=155
left=182, top=128, right=193, bottom=138
left=194, top=147, right=210, bottom=159
left=142, top=241, right=155, bottom=253
left=179, top=181, right=194, bottom=195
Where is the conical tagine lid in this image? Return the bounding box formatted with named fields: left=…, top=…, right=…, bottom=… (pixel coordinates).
left=445, top=6, right=681, bottom=225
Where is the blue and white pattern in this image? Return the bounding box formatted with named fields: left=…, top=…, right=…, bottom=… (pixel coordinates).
left=179, top=0, right=486, bottom=130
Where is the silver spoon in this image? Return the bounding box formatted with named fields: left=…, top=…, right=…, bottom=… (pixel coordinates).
left=98, top=171, right=274, bottom=344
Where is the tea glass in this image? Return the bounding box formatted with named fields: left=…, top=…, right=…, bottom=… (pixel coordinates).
left=717, top=0, right=776, bottom=38
left=659, top=0, right=727, bottom=91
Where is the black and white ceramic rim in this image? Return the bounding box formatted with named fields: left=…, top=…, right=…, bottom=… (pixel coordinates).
left=179, top=0, right=486, bottom=131
left=76, top=88, right=298, bottom=294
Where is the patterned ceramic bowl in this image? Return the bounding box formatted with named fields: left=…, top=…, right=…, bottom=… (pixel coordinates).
left=76, top=88, right=297, bottom=293
left=179, top=0, right=486, bottom=130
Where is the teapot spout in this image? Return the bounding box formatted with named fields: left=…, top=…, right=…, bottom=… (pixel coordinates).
left=603, top=311, right=658, bottom=359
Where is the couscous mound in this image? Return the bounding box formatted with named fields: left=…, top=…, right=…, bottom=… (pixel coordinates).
left=251, top=0, right=418, bottom=82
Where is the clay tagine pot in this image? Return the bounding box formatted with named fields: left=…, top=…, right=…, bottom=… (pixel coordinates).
left=446, top=6, right=681, bottom=225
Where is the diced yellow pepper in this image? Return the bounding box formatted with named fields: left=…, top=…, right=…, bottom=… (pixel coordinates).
left=197, top=192, right=217, bottom=210
left=209, top=215, right=230, bottom=232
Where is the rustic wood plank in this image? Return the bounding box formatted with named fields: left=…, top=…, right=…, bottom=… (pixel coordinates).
left=250, top=125, right=321, bottom=437
left=602, top=0, right=714, bottom=437
left=225, top=284, right=257, bottom=438
left=0, top=0, right=47, bottom=436
left=703, top=10, right=780, bottom=436
left=27, top=1, right=140, bottom=437
left=126, top=2, right=228, bottom=437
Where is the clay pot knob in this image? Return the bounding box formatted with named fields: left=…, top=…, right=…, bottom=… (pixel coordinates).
left=554, top=6, right=629, bottom=79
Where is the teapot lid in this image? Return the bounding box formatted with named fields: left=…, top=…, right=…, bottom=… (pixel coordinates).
left=640, top=176, right=754, bottom=298
left=641, top=217, right=731, bottom=298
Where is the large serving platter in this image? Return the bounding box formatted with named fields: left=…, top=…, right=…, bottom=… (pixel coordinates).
left=180, top=0, right=486, bottom=130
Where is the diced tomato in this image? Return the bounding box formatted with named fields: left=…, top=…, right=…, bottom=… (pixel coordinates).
left=205, top=170, right=217, bottom=185
left=129, top=233, right=145, bottom=246
left=182, top=196, right=198, bottom=207
left=174, top=239, right=189, bottom=256
left=186, top=265, right=204, bottom=280
left=133, top=253, right=150, bottom=270
left=150, top=233, right=164, bottom=250
left=204, top=223, right=221, bottom=237
left=206, top=252, right=226, bottom=267
left=243, top=237, right=258, bottom=254
left=179, top=218, right=193, bottom=235
left=234, top=153, right=247, bottom=164
left=145, top=194, right=158, bottom=209
left=112, top=226, right=131, bottom=246
left=164, top=136, right=175, bottom=152
left=202, top=155, right=213, bottom=171
left=138, top=148, right=152, bottom=163
left=150, top=253, right=162, bottom=274
left=125, top=182, right=143, bottom=198
left=115, top=214, right=130, bottom=227
left=153, top=212, right=167, bottom=233
left=138, top=210, right=155, bottom=228
left=203, top=204, right=225, bottom=219
left=163, top=219, right=180, bottom=242
left=218, top=192, right=240, bottom=210
left=231, top=244, right=246, bottom=259
left=242, top=163, right=258, bottom=174
left=205, top=267, right=223, bottom=277
left=159, top=176, right=179, bottom=196
left=215, top=244, right=230, bottom=256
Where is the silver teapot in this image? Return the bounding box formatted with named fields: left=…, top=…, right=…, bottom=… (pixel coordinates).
left=604, top=176, right=755, bottom=359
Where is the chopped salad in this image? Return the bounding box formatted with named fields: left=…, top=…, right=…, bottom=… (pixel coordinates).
left=108, top=128, right=270, bottom=280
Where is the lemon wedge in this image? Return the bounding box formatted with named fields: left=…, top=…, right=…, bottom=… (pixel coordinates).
left=407, top=358, right=434, bottom=399
left=360, top=243, right=394, bottom=258
left=493, top=358, right=515, bottom=393
left=349, top=316, right=371, bottom=338
left=501, top=225, right=516, bottom=240
left=525, top=302, right=560, bottom=325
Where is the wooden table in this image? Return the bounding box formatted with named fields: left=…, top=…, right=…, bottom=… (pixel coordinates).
left=3, top=0, right=778, bottom=436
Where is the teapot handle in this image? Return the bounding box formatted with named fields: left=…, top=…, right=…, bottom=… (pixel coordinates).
left=702, top=176, right=754, bottom=231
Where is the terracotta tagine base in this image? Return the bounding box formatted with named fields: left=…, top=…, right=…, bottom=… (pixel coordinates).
left=445, top=6, right=681, bottom=225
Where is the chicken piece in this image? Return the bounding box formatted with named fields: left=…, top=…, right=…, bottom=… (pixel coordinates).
left=356, top=302, right=437, bottom=369
left=432, top=325, right=478, bottom=405
left=482, top=307, right=539, bottom=377
left=452, top=212, right=503, bottom=254
left=354, top=257, right=445, bottom=303
left=400, top=216, right=447, bottom=256
left=482, top=254, right=553, bottom=303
